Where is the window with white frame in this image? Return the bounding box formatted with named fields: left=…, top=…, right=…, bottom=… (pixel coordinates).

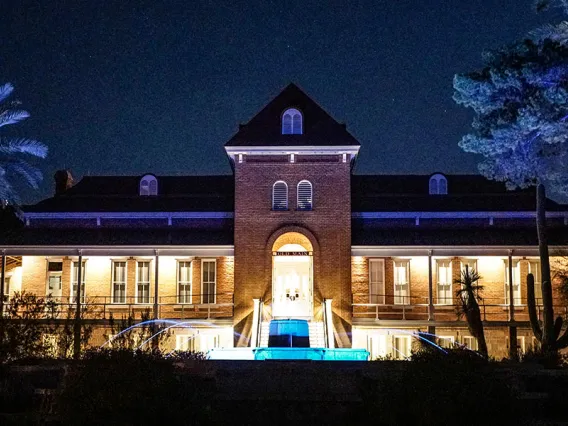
left=393, top=260, right=410, bottom=305
left=282, top=108, right=303, bottom=135
left=46, top=261, right=63, bottom=299
left=112, top=261, right=126, bottom=304
left=3, top=274, right=11, bottom=299
left=508, top=336, right=526, bottom=355
left=428, top=173, right=448, bottom=195
left=136, top=261, right=150, bottom=304
left=393, top=335, right=411, bottom=359
left=528, top=260, right=542, bottom=305
left=462, top=336, right=478, bottom=351
left=272, top=181, right=288, bottom=210
left=71, top=261, right=86, bottom=304
left=369, top=259, right=385, bottom=304
left=436, top=259, right=452, bottom=305
left=297, top=180, right=313, bottom=211
left=176, top=334, right=196, bottom=352
left=504, top=259, right=521, bottom=305
left=437, top=336, right=455, bottom=348
left=139, top=174, right=158, bottom=196
left=178, top=261, right=192, bottom=304
left=201, top=260, right=216, bottom=304
left=460, top=259, right=479, bottom=302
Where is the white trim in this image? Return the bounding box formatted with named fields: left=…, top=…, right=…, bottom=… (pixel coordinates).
left=70, top=260, right=86, bottom=304
left=201, top=259, right=217, bottom=304
left=272, top=181, right=288, bottom=211
left=351, top=246, right=564, bottom=257
left=225, top=145, right=360, bottom=159
left=177, top=260, right=193, bottom=304
left=24, top=211, right=233, bottom=221
left=0, top=246, right=234, bottom=257
left=393, top=259, right=410, bottom=305
left=111, top=260, right=127, bottom=304
left=368, top=259, right=385, bottom=305
left=352, top=211, right=568, bottom=220
left=135, top=260, right=151, bottom=305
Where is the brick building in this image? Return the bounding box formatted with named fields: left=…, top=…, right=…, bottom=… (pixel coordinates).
left=2, top=83, right=568, bottom=359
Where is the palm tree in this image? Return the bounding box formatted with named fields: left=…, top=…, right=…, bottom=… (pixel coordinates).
left=455, top=266, right=488, bottom=358
left=0, top=82, right=47, bottom=206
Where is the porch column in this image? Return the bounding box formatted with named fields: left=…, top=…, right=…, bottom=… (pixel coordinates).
left=324, top=299, right=334, bottom=348
left=508, top=249, right=518, bottom=359
left=153, top=250, right=159, bottom=320
left=251, top=298, right=261, bottom=348
left=0, top=250, right=6, bottom=317
left=427, top=250, right=434, bottom=321
left=73, top=250, right=83, bottom=359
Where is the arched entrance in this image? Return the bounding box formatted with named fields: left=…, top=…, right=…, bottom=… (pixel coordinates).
left=271, top=232, right=313, bottom=318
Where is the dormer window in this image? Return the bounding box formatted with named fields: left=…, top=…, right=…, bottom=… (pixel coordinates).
left=282, top=108, right=302, bottom=135
left=140, top=174, right=158, bottom=196
left=429, top=173, right=448, bottom=195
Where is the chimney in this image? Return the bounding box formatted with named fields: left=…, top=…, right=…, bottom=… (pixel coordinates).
left=54, top=170, right=74, bottom=195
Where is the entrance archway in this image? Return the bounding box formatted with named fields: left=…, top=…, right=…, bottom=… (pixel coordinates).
left=271, top=233, right=313, bottom=318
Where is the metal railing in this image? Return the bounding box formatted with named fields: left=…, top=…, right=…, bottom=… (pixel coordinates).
left=353, top=290, right=568, bottom=323
left=1, top=293, right=234, bottom=320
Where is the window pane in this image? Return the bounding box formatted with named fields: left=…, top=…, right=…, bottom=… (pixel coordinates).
left=369, top=260, right=385, bottom=304
left=282, top=114, right=292, bottom=134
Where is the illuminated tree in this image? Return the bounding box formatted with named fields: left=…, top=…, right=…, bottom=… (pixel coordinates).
left=0, top=82, right=47, bottom=206
left=453, top=20, right=568, bottom=354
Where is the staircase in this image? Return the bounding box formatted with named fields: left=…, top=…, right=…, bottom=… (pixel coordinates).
left=257, top=321, right=326, bottom=348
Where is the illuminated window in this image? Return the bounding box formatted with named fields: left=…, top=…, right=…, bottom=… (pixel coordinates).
left=46, top=261, right=63, bottom=299
left=429, top=173, right=448, bottom=195
left=71, top=261, right=86, bottom=304
left=140, top=174, right=158, bottom=196
left=393, top=336, right=411, bottom=359
left=136, top=261, right=150, bottom=304
left=504, top=259, right=521, bottom=305
left=393, top=260, right=410, bottom=305
left=272, top=181, right=288, bottom=210
left=297, top=180, right=313, bottom=210
left=528, top=260, right=542, bottom=305
left=202, top=260, right=216, bottom=304
left=462, top=336, right=478, bottom=350
left=112, top=261, right=126, bottom=304
left=436, top=259, right=452, bottom=305
left=282, top=108, right=303, bottom=134
left=178, top=261, right=192, bottom=304
left=438, top=336, right=455, bottom=348
left=369, top=259, right=385, bottom=304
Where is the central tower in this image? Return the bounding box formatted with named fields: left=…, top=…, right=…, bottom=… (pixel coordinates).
left=225, top=84, right=360, bottom=347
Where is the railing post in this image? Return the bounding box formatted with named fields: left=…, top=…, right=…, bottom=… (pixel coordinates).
left=73, top=250, right=83, bottom=359
left=251, top=298, right=261, bottom=348
left=508, top=250, right=518, bottom=359
left=0, top=250, right=6, bottom=318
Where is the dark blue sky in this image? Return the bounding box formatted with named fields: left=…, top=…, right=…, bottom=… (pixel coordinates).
left=1, top=0, right=564, bottom=202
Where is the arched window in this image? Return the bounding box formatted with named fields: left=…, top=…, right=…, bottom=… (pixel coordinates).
left=297, top=180, right=313, bottom=211
left=272, top=181, right=288, bottom=210
left=140, top=174, right=158, bottom=196
left=282, top=108, right=302, bottom=135
left=429, top=174, right=447, bottom=195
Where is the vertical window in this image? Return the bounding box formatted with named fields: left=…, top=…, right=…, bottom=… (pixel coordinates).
left=369, top=259, right=385, bottom=304
left=139, top=175, right=158, bottom=196
left=178, top=261, right=192, bottom=304
left=136, top=261, right=150, bottom=304
left=202, top=260, right=216, bottom=304
left=3, top=275, right=10, bottom=299
left=297, top=180, right=313, bottom=211
left=429, top=174, right=448, bottom=195
left=529, top=261, right=542, bottom=305
left=272, top=181, right=288, bottom=210
left=438, top=336, right=455, bottom=348
left=71, top=261, right=86, bottom=304
left=436, top=259, right=452, bottom=305
left=47, top=261, right=63, bottom=299
left=393, top=336, right=410, bottom=360
left=112, top=261, right=126, bottom=304
left=393, top=260, right=410, bottom=305
left=462, top=336, right=478, bottom=351
left=282, top=108, right=303, bottom=135
left=504, top=259, right=521, bottom=305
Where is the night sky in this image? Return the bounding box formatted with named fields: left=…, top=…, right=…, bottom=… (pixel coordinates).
left=1, top=0, right=564, bottom=203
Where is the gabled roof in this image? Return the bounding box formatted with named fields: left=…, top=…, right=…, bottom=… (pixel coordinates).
left=24, top=175, right=234, bottom=213
left=225, top=83, right=360, bottom=147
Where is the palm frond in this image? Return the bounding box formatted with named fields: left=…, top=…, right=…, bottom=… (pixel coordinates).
left=0, top=83, right=14, bottom=104
left=0, top=110, right=30, bottom=128
left=0, top=173, right=19, bottom=205
left=0, top=138, right=48, bottom=158
left=6, top=159, right=43, bottom=189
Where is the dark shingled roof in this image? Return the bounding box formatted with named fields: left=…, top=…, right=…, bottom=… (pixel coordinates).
left=225, top=83, right=360, bottom=147
left=351, top=175, right=567, bottom=212
left=25, top=175, right=234, bottom=213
